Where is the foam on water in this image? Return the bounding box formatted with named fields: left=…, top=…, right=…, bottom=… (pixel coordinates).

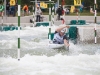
left=0, top=54, right=100, bottom=75
left=0, top=26, right=100, bottom=75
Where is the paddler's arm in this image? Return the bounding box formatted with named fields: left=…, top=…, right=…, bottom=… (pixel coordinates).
left=55, top=25, right=70, bottom=33
left=63, top=35, right=70, bottom=47
left=64, top=39, right=70, bottom=47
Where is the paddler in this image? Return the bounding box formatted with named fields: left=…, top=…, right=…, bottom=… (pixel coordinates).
left=53, top=25, right=70, bottom=47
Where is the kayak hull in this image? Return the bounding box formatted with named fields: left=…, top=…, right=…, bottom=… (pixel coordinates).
left=48, top=43, right=65, bottom=49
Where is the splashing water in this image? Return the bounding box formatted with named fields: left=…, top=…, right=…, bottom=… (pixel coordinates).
left=0, top=26, right=100, bottom=75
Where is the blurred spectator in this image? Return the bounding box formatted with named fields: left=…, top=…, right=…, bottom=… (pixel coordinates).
left=79, top=4, right=84, bottom=12
left=15, top=3, right=18, bottom=16
left=65, top=8, right=70, bottom=15
left=90, top=7, right=94, bottom=14
left=9, top=0, right=16, bottom=17
left=36, top=6, right=42, bottom=22
left=22, top=4, right=28, bottom=16
left=56, top=5, right=63, bottom=20
left=10, top=5, right=16, bottom=17
left=6, top=2, right=10, bottom=16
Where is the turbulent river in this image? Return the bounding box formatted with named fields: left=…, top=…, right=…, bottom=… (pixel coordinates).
left=0, top=26, right=100, bottom=75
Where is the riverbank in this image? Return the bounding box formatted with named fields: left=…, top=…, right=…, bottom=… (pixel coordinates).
left=0, top=15, right=100, bottom=24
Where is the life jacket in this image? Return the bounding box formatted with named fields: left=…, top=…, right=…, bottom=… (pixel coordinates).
left=53, top=33, right=65, bottom=44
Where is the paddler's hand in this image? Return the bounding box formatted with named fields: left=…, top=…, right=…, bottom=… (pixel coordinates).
left=66, top=25, right=70, bottom=28
left=64, top=39, right=70, bottom=47
left=67, top=44, right=70, bottom=47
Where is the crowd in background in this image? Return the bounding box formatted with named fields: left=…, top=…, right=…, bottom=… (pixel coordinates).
left=6, top=2, right=17, bottom=17
left=0, top=2, right=29, bottom=17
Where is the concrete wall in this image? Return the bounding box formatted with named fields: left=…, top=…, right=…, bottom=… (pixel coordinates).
left=1, top=15, right=100, bottom=24
left=1, top=16, right=33, bottom=23
left=77, top=25, right=100, bottom=43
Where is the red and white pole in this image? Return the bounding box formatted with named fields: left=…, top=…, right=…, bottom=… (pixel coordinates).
left=94, top=0, right=97, bottom=44
left=62, top=0, right=65, bottom=24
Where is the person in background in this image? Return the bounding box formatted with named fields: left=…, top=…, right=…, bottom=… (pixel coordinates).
left=53, top=25, right=70, bottom=47
left=10, top=5, right=16, bottom=17
left=15, top=3, right=18, bottom=16
left=66, top=8, right=70, bottom=15
left=60, top=5, right=63, bottom=15
left=22, top=4, right=28, bottom=16
left=6, top=2, right=10, bottom=16
left=56, top=5, right=62, bottom=20
left=36, top=6, right=42, bottom=22
left=90, top=7, right=94, bottom=14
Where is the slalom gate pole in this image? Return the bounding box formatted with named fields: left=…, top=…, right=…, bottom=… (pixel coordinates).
left=94, top=0, right=97, bottom=44
left=49, top=0, right=52, bottom=41
left=62, top=11, right=65, bottom=24
left=32, top=0, right=37, bottom=27
left=1, top=11, right=3, bottom=31
left=76, top=11, right=79, bottom=23
left=33, top=2, right=35, bottom=26
left=62, top=0, right=65, bottom=25
left=18, top=0, right=21, bottom=61
left=52, top=2, right=54, bottom=26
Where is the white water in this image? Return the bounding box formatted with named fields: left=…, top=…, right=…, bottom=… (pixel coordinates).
left=0, top=26, right=100, bottom=75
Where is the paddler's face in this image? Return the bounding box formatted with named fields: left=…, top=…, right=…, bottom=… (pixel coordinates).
left=60, top=32, right=65, bottom=36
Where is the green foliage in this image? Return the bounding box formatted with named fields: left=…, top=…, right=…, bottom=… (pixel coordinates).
left=21, top=0, right=100, bottom=11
